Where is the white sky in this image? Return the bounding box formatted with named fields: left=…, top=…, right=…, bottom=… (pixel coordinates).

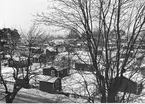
left=0, top=0, right=48, bottom=31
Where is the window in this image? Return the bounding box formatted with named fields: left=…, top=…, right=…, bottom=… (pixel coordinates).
left=51, top=70, right=55, bottom=77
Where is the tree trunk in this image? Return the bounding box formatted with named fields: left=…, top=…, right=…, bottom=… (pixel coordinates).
left=99, top=75, right=107, bottom=103
left=107, top=82, right=118, bottom=102
left=5, top=85, right=22, bottom=103
left=101, top=94, right=106, bottom=103
left=107, top=92, right=116, bottom=102
left=0, top=76, right=9, bottom=93
left=5, top=93, right=13, bottom=103
left=5, top=93, right=17, bottom=103
left=107, top=77, right=121, bottom=102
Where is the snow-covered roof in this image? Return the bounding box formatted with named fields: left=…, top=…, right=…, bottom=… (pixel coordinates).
left=20, top=56, right=27, bottom=59
left=11, top=55, right=28, bottom=61
left=38, top=75, right=59, bottom=83
left=123, top=71, right=144, bottom=83
left=47, top=77, right=59, bottom=83
left=33, top=54, right=41, bottom=58
left=52, top=39, right=64, bottom=44
left=31, top=47, right=40, bottom=49
left=46, top=46, right=56, bottom=51
left=5, top=54, right=11, bottom=58
left=56, top=66, right=68, bottom=71
left=1, top=66, right=15, bottom=74
left=43, top=66, right=68, bottom=71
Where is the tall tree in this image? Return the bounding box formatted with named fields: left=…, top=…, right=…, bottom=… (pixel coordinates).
left=0, top=24, right=49, bottom=103
left=0, top=28, right=22, bottom=103
left=0, top=28, right=21, bottom=97
left=36, top=0, right=145, bottom=103
left=0, top=28, right=20, bottom=58
left=20, top=23, right=49, bottom=82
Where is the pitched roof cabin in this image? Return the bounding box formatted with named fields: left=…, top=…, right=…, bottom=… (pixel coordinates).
left=112, top=77, right=143, bottom=95
left=38, top=75, right=62, bottom=93
left=43, top=66, right=69, bottom=78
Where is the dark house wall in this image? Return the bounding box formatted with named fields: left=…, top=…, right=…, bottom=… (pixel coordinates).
left=43, top=68, right=51, bottom=76
left=119, top=78, right=137, bottom=94
left=39, top=78, right=62, bottom=93
left=113, top=77, right=143, bottom=95
left=39, top=81, right=54, bottom=93
left=43, top=67, right=57, bottom=76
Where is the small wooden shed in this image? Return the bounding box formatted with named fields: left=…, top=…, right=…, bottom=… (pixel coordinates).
left=39, top=75, right=62, bottom=93
left=113, top=77, right=143, bottom=95
left=43, top=66, right=69, bottom=78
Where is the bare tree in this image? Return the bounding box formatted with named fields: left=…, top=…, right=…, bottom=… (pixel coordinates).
left=0, top=28, right=20, bottom=75
left=0, top=24, right=49, bottom=103
left=36, top=0, right=145, bottom=103
left=0, top=28, right=21, bottom=102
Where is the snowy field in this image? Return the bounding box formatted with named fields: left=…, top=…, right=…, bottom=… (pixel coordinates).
left=62, top=70, right=97, bottom=96
left=2, top=64, right=145, bottom=103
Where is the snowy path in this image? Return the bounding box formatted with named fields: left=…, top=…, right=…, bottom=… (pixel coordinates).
left=0, top=86, right=73, bottom=103
left=13, top=91, right=55, bottom=103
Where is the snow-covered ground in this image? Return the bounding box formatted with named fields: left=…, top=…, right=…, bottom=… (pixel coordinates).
left=1, top=49, right=145, bottom=103
left=0, top=63, right=95, bottom=103
left=62, top=70, right=97, bottom=96
left=0, top=87, right=88, bottom=103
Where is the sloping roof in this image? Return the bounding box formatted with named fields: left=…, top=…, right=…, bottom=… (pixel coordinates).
left=46, top=46, right=56, bottom=51
left=38, top=75, right=59, bottom=83
left=43, top=66, right=68, bottom=71
left=53, top=66, right=68, bottom=71
left=31, top=47, right=40, bottom=49
left=47, top=77, right=59, bottom=83
left=33, top=54, right=41, bottom=58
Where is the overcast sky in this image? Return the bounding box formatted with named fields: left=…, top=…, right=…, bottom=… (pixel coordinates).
left=0, top=0, right=48, bottom=31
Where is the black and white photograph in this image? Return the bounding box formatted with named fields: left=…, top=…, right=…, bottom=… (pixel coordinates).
left=0, top=0, right=145, bottom=103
